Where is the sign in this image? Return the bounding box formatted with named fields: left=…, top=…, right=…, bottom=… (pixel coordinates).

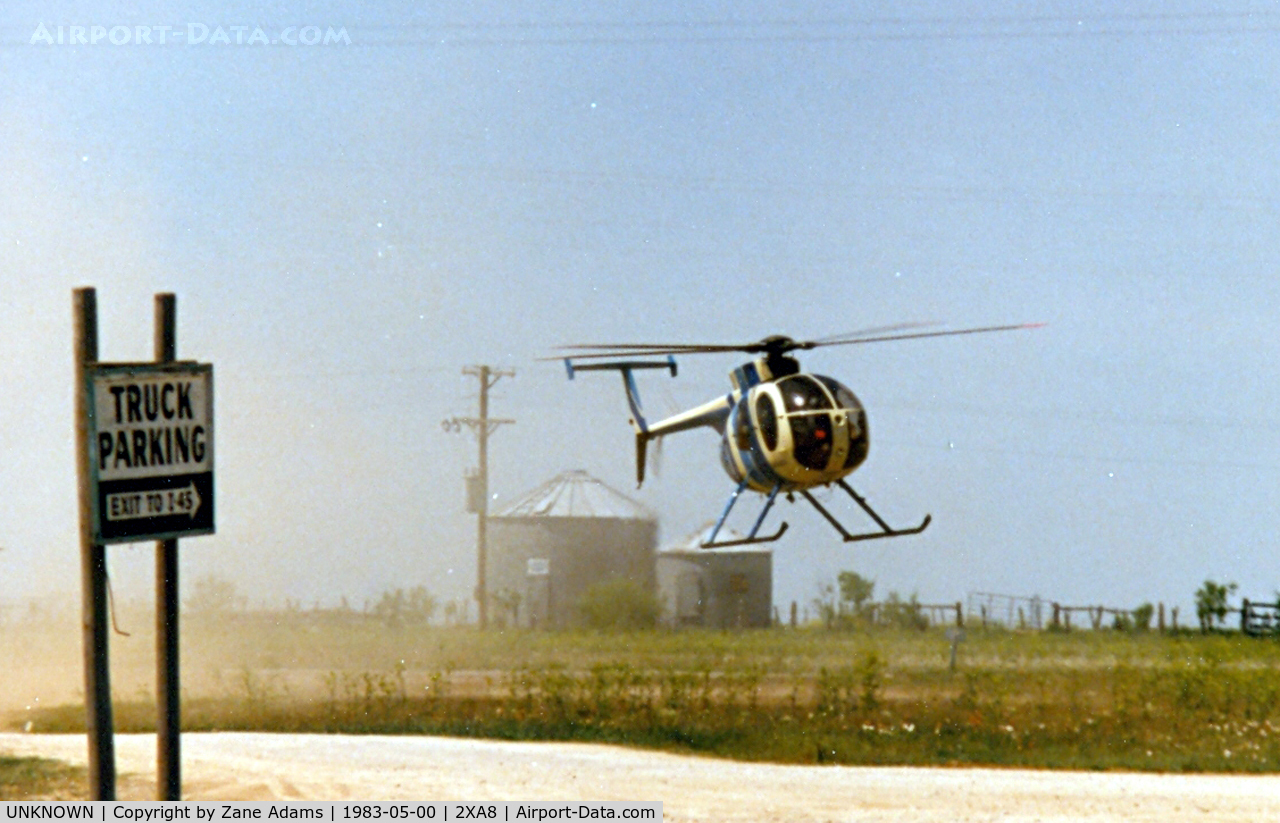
left=89, top=362, right=214, bottom=543
left=527, top=558, right=550, bottom=576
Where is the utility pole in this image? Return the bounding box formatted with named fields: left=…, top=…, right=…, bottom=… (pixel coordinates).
left=443, top=365, right=514, bottom=629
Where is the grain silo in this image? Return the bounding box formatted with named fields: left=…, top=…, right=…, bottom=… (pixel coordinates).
left=656, top=524, right=773, bottom=629
left=486, top=469, right=657, bottom=628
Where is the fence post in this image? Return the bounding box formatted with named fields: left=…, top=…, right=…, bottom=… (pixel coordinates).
left=1242, top=599, right=1250, bottom=635
left=955, top=601, right=963, bottom=627
left=1158, top=602, right=1165, bottom=633
left=1052, top=602, right=1060, bottom=630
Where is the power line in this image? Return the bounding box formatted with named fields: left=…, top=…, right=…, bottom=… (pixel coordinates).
left=442, top=365, right=515, bottom=630
left=331, top=12, right=1280, bottom=47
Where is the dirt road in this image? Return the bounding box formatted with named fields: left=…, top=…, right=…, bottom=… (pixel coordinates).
left=4, top=732, right=1280, bottom=821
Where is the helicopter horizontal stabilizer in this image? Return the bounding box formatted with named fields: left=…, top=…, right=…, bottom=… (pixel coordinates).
left=563, top=356, right=677, bottom=382
left=562, top=356, right=679, bottom=487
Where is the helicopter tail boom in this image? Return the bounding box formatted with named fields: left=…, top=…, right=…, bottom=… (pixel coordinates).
left=564, top=356, right=735, bottom=487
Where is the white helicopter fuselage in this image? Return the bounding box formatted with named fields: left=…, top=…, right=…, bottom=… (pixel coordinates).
left=641, top=355, right=869, bottom=494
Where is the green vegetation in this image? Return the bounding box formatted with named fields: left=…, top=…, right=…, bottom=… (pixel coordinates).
left=13, top=615, right=1280, bottom=773
left=577, top=578, right=661, bottom=630
left=0, top=756, right=86, bottom=800
left=1196, top=580, right=1239, bottom=632
left=374, top=587, right=439, bottom=628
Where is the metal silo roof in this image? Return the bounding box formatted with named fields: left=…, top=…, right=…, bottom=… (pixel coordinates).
left=496, top=469, right=654, bottom=519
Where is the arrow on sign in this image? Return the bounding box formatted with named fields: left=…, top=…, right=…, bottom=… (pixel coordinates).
left=105, top=483, right=202, bottom=522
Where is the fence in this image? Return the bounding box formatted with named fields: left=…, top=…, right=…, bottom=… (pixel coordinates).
left=1242, top=599, right=1280, bottom=637
left=967, top=592, right=1047, bottom=630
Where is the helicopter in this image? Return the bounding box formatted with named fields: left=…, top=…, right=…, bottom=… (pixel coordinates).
left=555, top=323, right=1040, bottom=549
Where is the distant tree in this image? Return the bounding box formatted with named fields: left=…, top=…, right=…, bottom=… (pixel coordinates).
left=837, top=571, right=875, bottom=615
left=1195, top=580, right=1238, bottom=632
left=812, top=582, right=838, bottom=629
left=577, top=577, right=659, bottom=630
left=881, top=590, right=928, bottom=631
left=374, top=586, right=438, bottom=628
left=185, top=573, right=244, bottom=615
left=1132, top=602, right=1154, bottom=632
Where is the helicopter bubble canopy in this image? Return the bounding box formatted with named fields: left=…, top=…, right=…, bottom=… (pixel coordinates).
left=721, top=375, right=869, bottom=492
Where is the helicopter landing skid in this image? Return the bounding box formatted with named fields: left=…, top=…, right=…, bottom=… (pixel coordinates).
left=701, top=480, right=790, bottom=549
left=801, top=479, right=931, bottom=543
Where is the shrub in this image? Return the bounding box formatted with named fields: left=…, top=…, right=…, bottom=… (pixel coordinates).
left=1195, top=580, right=1238, bottom=632
left=1132, top=603, right=1154, bottom=632
left=577, top=577, right=660, bottom=630
left=374, top=586, right=438, bottom=628
left=185, top=573, right=245, bottom=615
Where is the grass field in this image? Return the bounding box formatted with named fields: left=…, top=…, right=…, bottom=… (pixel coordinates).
left=8, top=613, right=1280, bottom=773
left=0, top=755, right=86, bottom=800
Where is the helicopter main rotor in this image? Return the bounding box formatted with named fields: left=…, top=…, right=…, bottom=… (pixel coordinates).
left=553, top=322, right=1043, bottom=361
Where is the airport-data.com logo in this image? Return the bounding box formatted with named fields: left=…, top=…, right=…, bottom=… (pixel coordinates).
left=30, top=23, right=351, bottom=46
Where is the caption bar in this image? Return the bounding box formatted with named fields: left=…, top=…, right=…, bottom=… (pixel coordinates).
left=0, top=803, right=660, bottom=821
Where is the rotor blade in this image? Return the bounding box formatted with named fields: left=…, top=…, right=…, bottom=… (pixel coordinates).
left=811, top=322, right=1045, bottom=349
left=554, top=343, right=751, bottom=353
left=813, top=322, right=942, bottom=345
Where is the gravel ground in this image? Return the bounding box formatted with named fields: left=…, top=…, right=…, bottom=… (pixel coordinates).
left=4, top=732, right=1280, bottom=821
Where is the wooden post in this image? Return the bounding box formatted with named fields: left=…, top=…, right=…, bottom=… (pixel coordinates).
left=1242, top=599, right=1251, bottom=635
left=154, top=293, right=181, bottom=800
left=1158, top=602, right=1165, bottom=633
left=955, top=601, right=963, bottom=627
left=790, top=600, right=797, bottom=628
left=74, top=287, right=115, bottom=800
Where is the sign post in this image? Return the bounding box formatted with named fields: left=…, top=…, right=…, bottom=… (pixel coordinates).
left=155, top=293, right=181, bottom=801
left=73, top=288, right=214, bottom=800
left=73, top=287, right=114, bottom=800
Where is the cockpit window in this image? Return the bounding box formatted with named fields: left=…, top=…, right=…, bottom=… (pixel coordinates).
left=755, top=393, right=778, bottom=451
left=816, top=376, right=860, bottom=410
left=789, top=413, right=834, bottom=470
left=733, top=396, right=753, bottom=452
left=778, top=376, right=833, bottom=412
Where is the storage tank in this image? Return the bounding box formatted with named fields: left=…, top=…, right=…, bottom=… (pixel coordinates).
left=656, top=524, right=773, bottom=629
left=487, top=470, right=656, bottom=628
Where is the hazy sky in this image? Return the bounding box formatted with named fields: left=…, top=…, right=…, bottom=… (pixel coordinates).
left=3, top=2, right=1279, bottom=619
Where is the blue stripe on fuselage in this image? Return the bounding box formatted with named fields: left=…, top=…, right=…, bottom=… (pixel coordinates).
left=727, top=394, right=783, bottom=492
